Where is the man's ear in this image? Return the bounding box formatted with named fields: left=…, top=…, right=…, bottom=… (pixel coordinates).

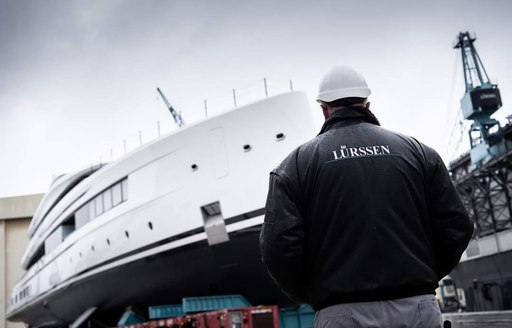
left=321, top=104, right=329, bottom=119
left=365, top=101, right=371, bottom=110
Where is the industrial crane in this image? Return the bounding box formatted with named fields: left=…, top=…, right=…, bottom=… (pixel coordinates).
left=156, top=87, right=185, bottom=128
left=453, top=31, right=504, bottom=167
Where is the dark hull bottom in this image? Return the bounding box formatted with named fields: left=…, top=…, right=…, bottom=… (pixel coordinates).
left=450, top=250, right=512, bottom=311
left=11, top=225, right=293, bottom=327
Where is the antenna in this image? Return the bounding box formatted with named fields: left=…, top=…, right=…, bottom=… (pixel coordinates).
left=156, top=87, right=184, bottom=128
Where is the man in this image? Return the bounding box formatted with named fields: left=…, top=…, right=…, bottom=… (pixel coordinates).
left=259, top=65, right=473, bottom=327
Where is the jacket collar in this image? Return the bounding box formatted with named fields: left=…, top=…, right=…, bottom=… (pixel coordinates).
left=318, top=107, right=379, bottom=135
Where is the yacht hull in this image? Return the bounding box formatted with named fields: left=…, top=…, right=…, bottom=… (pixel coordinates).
left=9, top=223, right=291, bottom=327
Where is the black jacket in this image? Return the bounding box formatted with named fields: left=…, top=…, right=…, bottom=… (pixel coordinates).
left=259, top=107, right=473, bottom=310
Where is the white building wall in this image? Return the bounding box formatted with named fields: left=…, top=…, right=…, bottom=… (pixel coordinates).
left=0, top=194, right=43, bottom=328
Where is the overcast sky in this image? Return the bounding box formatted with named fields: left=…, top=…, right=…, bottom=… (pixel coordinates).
left=1, top=0, right=511, bottom=198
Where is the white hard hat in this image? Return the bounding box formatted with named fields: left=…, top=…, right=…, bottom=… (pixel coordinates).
left=316, top=65, right=371, bottom=102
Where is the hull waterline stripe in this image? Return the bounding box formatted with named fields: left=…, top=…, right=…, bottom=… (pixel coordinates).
left=224, top=208, right=265, bottom=225
left=80, top=206, right=266, bottom=275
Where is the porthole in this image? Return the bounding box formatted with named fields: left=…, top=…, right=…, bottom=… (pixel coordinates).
left=91, top=245, right=95, bottom=252
left=107, top=239, right=111, bottom=246
left=148, top=221, right=153, bottom=230
left=191, top=164, right=198, bottom=171
left=79, top=252, right=82, bottom=258
left=243, top=144, right=252, bottom=152
left=275, top=133, right=285, bottom=141
left=125, top=230, right=130, bottom=238
left=69, top=257, right=72, bottom=263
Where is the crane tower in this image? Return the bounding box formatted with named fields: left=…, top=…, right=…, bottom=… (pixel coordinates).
left=448, top=32, right=512, bottom=312
left=157, top=87, right=185, bottom=128
left=453, top=31, right=504, bottom=167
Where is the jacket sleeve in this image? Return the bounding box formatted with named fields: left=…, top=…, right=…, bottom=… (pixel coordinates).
left=259, top=170, right=307, bottom=303
left=428, top=152, right=474, bottom=279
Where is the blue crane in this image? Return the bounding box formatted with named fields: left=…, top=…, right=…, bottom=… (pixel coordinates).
left=453, top=31, right=504, bottom=167
left=156, top=87, right=184, bottom=128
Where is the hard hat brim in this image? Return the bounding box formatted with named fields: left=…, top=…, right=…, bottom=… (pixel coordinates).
left=316, top=87, right=371, bottom=103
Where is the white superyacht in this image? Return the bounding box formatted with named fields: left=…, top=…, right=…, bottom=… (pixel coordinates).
left=7, top=91, right=316, bottom=327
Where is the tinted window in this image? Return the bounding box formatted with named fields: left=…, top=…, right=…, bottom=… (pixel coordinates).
left=121, top=179, right=128, bottom=202
left=112, top=182, right=122, bottom=206
left=94, top=195, right=103, bottom=217
left=75, top=203, right=92, bottom=228
left=103, top=188, right=113, bottom=211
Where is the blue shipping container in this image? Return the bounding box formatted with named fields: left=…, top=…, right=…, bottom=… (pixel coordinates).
left=279, top=304, right=314, bottom=328
left=182, top=295, right=251, bottom=313
left=148, top=304, right=184, bottom=319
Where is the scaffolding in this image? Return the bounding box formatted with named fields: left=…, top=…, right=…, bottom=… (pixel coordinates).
left=448, top=126, right=512, bottom=311
left=449, top=133, right=512, bottom=238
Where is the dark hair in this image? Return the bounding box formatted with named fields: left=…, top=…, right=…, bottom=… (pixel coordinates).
left=325, top=97, right=366, bottom=108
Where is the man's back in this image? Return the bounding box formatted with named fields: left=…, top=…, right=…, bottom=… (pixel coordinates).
left=296, top=108, right=442, bottom=308
left=261, top=107, right=472, bottom=308
left=260, top=65, right=473, bottom=327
